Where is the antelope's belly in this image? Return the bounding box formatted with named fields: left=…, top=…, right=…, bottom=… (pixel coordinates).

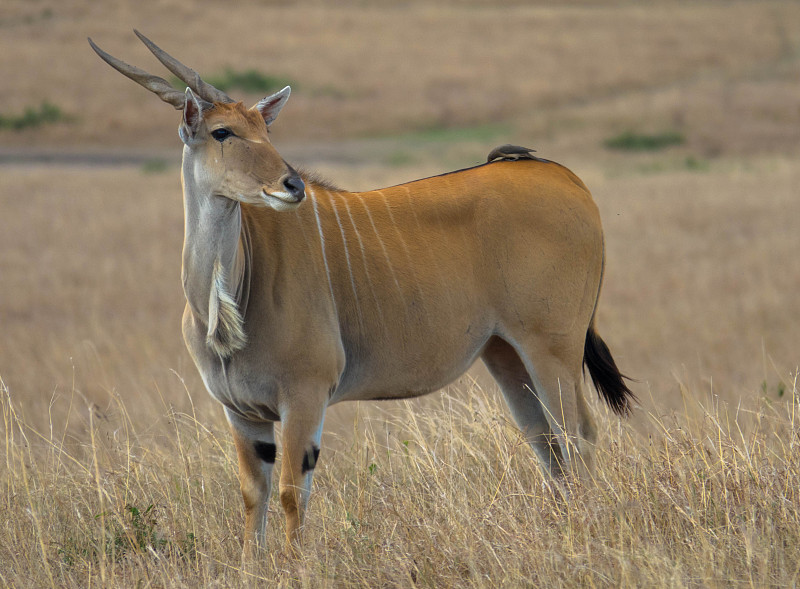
left=331, top=314, right=493, bottom=403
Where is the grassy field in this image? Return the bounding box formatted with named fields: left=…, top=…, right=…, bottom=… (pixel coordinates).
left=1, top=0, right=799, bottom=586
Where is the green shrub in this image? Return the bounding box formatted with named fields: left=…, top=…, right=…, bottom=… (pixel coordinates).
left=0, top=101, right=68, bottom=130
left=604, top=130, right=685, bottom=151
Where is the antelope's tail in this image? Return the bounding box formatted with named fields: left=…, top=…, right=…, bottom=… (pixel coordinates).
left=583, top=324, right=635, bottom=416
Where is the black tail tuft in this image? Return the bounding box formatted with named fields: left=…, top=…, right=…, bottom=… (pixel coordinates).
left=583, top=326, right=635, bottom=416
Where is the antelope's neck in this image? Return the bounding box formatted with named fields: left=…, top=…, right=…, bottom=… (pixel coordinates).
left=180, top=161, right=250, bottom=356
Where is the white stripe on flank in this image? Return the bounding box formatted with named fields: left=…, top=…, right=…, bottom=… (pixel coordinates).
left=445, top=175, right=473, bottom=252
left=357, top=194, right=405, bottom=306
left=342, top=197, right=384, bottom=323
left=402, top=185, right=426, bottom=235
left=376, top=190, right=414, bottom=271
left=376, top=189, right=430, bottom=324
left=309, top=188, right=338, bottom=314
left=401, top=186, right=454, bottom=310
left=292, top=204, right=322, bottom=299
left=328, top=191, right=365, bottom=331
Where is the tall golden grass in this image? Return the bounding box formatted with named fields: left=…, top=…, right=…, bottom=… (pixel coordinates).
left=2, top=373, right=798, bottom=587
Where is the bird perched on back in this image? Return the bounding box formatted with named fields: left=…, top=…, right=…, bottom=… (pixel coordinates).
left=486, top=144, right=538, bottom=162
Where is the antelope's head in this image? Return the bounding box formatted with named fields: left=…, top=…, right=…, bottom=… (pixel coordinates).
left=180, top=88, right=305, bottom=211
left=89, top=31, right=305, bottom=211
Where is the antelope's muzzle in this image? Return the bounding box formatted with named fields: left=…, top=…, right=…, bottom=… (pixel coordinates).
left=282, top=174, right=306, bottom=202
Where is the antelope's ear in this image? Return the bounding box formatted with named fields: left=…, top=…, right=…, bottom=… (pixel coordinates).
left=179, top=88, right=211, bottom=144
left=254, top=86, right=291, bottom=127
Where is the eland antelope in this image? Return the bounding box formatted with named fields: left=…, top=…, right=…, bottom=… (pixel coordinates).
left=90, top=31, right=634, bottom=557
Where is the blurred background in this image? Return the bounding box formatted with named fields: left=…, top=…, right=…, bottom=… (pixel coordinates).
left=1, top=0, right=798, bottom=441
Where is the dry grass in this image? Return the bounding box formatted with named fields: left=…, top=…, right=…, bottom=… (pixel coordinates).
left=2, top=0, right=800, bottom=586
left=2, top=376, right=798, bottom=587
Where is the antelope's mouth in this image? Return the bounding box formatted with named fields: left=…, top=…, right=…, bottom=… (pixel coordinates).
left=259, top=173, right=305, bottom=209
left=261, top=189, right=303, bottom=203
left=260, top=189, right=305, bottom=210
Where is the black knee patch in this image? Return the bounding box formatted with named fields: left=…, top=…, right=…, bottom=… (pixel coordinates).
left=302, top=446, right=320, bottom=474
left=254, top=441, right=276, bottom=463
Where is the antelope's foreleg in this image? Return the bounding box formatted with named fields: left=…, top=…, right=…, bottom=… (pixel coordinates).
left=279, top=402, right=326, bottom=553
left=226, top=409, right=276, bottom=561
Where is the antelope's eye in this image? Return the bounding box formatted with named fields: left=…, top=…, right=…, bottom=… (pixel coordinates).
left=211, top=128, right=232, bottom=142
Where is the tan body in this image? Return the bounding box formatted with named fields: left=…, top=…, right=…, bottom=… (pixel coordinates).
left=90, top=32, right=633, bottom=560
left=186, top=162, right=601, bottom=406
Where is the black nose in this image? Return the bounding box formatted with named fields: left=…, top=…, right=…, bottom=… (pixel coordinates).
left=283, top=175, right=306, bottom=201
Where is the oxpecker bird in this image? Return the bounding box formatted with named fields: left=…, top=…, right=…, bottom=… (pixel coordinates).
left=487, top=144, right=538, bottom=162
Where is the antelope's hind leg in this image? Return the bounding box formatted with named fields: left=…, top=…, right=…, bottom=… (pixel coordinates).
left=226, top=409, right=276, bottom=560
left=517, top=336, right=597, bottom=477
left=482, top=336, right=565, bottom=476
left=483, top=336, right=597, bottom=478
